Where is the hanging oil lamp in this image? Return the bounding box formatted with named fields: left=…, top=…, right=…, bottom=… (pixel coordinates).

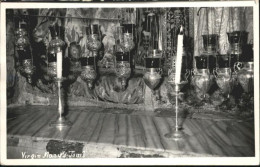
left=192, top=8, right=218, bottom=100
left=67, top=38, right=82, bottom=83
left=15, top=19, right=35, bottom=83
left=17, top=47, right=35, bottom=84
left=214, top=53, right=235, bottom=99
left=80, top=54, right=97, bottom=89
left=86, top=24, right=102, bottom=57
left=114, top=26, right=132, bottom=91
left=227, top=31, right=248, bottom=70
left=14, top=19, right=29, bottom=51
left=80, top=25, right=101, bottom=88
left=143, top=49, right=163, bottom=90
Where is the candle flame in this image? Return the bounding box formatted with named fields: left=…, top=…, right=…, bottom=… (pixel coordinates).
left=180, top=26, right=183, bottom=34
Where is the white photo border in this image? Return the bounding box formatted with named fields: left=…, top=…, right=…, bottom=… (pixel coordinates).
left=1, top=1, right=259, bottom=165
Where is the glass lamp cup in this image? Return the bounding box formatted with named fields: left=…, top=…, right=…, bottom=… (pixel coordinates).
left=195, top=55, right=208, bottom=69
left=227, top=31, right=248, bottom=55
left=86, top=24, right=100, bottom=36
left=202, top=34, right=219, bottom=54
left=217, top=54, right=230, bottom=68
left=195, top=54, right=216, bottom=74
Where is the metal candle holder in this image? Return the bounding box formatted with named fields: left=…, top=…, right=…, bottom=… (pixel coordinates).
left=164, top=81, right=188, bottom=140
left=48, top=24, right=72, bottom=129
left=50, top=78, right=72, bottom=129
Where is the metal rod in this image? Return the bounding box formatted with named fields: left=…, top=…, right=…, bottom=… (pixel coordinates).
left=57, top=79, right=62, bottom=119
left=175, top=86, right=178, bottom=132
left=8, top=14, right=122, bottom=22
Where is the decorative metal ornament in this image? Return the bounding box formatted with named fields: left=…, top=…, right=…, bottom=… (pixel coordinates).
left=87, top=34, right=102, bottom=57
left=122, top=32, right=135, bottom=52
left=86, top=25, right=102, bottom=57
left=114, top=53, right=131, bottom=91
left=80, top=56, right=97, bottom=89
left=47, top=61, right=57, bottom=81
left=15, top=20, right=29, bottom=50
left=68, top=41, right=82, bottom=83
left=20, top=59, right=35, bottom=83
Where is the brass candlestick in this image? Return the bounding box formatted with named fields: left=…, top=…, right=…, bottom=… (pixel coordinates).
left=164, top=81, right=188, bottom=140
left=48, top=24, right=72, bottom=129
left=50, top=78, right=72, bottom=129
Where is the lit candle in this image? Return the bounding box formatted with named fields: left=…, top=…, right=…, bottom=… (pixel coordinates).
left=57, top=51, right=62, bottom=79
left=175, top=26, right=184, bottom=84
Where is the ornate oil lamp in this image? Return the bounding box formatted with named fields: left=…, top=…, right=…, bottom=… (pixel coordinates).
left=193, top=35, right=218, bottom=100
left=14, top=20, right=29, bottom=51
left=17, top=48, right=35, bottom=84
left=113, top=26, right=133, bottom=90
left=192, top=55, right=212, bottom=100
left=80, top=55, right=97, bottom=89
left=122, top=23, right=135, bottom=53
left=80, top=25, right=101, bottom=89
left=86, top=24, right=102, bottom=57
left=15, top=20, right=35, bottom=83
left=213, top=54, right=235, bottom=99
left=227, top=31, right=248, bottom=71
left=201, top=34, right=218, bottom=73
left=67, top=40, right=82, bottom=83
left=143, top=49, right=163, bottom=90
left=235, top=61, right=254, bottom=93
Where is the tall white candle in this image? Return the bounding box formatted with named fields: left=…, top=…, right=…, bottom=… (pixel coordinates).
left=175, top=26, right=184, bottom=84
left=57, top=51, right=62, bottom=79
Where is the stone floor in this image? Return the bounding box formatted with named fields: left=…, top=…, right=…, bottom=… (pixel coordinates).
left=7, top=105, right=255, bottom=158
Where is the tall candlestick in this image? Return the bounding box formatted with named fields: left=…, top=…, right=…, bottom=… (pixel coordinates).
left=175, top=26, right=184, bottom=84
left=57, top=51, right=62, bottom=79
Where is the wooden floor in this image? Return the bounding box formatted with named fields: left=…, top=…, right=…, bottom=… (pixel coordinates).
left=7, top=106, right=255, bottom=157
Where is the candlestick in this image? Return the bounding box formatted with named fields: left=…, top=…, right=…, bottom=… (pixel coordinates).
left=175, top=26, right=184, bottom=84
left=56, top=52, right=62, bottom=79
